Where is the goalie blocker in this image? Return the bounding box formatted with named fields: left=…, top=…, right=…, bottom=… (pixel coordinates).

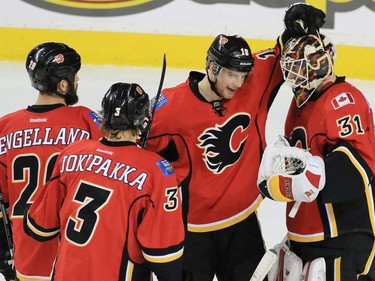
left=257, top=137, right=326, bottom=203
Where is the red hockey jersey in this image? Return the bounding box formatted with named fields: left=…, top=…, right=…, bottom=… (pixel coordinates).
left=0, top=104, right=102, bottom=280
left=25, top=138, right=184, bottom=281
left=147, top=46, right=284, bottom=232
left=284, top=77, right=375, bottom=242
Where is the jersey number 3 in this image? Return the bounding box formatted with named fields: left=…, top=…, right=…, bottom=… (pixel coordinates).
left=66, top=181, right=112, bottom=246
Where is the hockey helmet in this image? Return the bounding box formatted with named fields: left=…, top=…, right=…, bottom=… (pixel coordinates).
left=206, top=34, right=254, bottom=74
left=26, top=42, right=81, bottom=93
left=280, top=34, right=335, bottom=107
left=101, top=83, right=150, bottom=131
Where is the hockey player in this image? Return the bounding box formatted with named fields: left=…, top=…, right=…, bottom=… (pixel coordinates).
left=258, top=34, right=375, bottom=280
left=144, top=3, right=326, bottom=280
left=0, top=42, right=102, bottom=281
left=24, top=82, right=185, bottom=281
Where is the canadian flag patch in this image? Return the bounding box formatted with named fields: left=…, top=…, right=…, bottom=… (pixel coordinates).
left=331, top=92, right=355, bottom=109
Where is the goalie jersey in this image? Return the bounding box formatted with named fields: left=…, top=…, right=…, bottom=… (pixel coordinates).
left=147, top=46, right=284, bottom=232
left=25, top=138, right=184, bottom=281
left=0, top=104, right=102, bottom=280
left=284, top=77, right=375, bottom=243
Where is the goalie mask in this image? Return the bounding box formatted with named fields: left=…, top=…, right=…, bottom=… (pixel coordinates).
left=280, top=34, right=335, bottom=108
left=101, top=82, right=150, bottom=132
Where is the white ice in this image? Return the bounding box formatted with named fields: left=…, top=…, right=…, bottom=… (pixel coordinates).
left=1, top=61, right=375, bottom=281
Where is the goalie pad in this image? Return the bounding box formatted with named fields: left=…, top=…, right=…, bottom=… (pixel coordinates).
left=268, top=242, right=326, bottom=281
left=302, top=258, right=326, bottom=281
left=258, top=136, right=326, bottom=202
left=268, top=243, right=302, bottom=281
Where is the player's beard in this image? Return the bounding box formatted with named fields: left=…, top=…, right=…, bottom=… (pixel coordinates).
left=65, top=85, right=79, bottom=105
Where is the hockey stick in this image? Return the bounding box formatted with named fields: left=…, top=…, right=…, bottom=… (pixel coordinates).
left=250, top=249, right=278, bottom=281
left=249, top=236, right=288, bottom=281
left=141, top=53, right=167, bottom=149
left=0, top=191, right=15, bottom=276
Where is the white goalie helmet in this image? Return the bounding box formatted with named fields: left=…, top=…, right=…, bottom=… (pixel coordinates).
left=280, top=34, right=336, bottom=108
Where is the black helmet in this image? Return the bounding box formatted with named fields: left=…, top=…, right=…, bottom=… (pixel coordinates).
left=206, top=34, right=254, bottom=73
left=26, top=42, right=81, bottom=92
left=101, top=83, right=150, bottom=131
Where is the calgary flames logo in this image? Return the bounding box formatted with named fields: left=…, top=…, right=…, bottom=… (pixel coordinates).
left=20, top=0, right=174, bottom=16
left=197, top=113, right=250, bottom=174
left=53, top=54, right=64, bottom=64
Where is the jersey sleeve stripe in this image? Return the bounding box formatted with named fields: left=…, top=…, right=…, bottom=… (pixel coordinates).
left=142, top=247, right=183, bottom=263
left=332, top=145, right=375, bottom=234
left=25, top=211, right=60, bottom=240
left=332, top=146, right=370, bottom=187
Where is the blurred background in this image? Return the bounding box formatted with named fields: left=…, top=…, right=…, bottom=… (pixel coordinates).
left=1, top=0, right=374, bottom=79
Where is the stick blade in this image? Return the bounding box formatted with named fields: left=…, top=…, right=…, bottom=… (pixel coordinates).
left=250, top=249, right=278, bottom=281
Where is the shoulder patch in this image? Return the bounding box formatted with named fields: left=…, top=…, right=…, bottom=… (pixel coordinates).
left=331, top=92, right=355, bottom=110
left=156, top=159, right=175, bottom=176
left=152, top=93, right=168, bottom=111
left=88, top=111, right=101, bottom=126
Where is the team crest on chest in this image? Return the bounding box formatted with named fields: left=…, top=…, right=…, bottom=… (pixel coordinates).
left=197, top=113, right=250, bottom=174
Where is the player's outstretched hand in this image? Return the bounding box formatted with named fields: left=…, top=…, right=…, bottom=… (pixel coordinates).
left=284, top=3, right=326, bottom=36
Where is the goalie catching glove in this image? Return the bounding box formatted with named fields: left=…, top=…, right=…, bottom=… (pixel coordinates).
left=257, top=136, right=326, bottom=202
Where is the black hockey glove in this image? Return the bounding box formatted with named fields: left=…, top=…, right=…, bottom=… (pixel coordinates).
left=0, top=252, right=15, bottom=281
left=284, top=2, right=326, bottom=36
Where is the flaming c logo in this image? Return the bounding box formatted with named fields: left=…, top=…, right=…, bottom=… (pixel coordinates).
left=53, top=54, right=64, bottom=64
left=197, top=113, right=250, bottom=174
left=20, top=0, right=174, bottom=17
